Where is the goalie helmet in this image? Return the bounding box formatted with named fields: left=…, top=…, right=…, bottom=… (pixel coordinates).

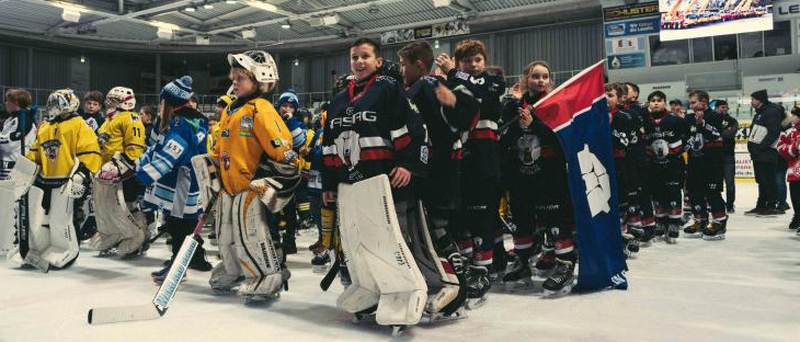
left=45, top=89, right=80, bottom=121
left=105, top=86, right=136, bottom=112
left=227, top=50, right=279, bottom=86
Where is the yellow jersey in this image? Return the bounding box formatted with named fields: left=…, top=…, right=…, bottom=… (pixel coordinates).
left=207, top=122, right=221, bottom=153
left=213, top=97, right=293, bottom=194
left=97, top=110, right=146, bottom=163
left=27, top=115, right=101, bottom=183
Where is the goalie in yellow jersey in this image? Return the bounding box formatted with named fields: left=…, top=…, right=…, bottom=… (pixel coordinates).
left=16, top=89, right=101, bottom=270
left=88, top=86, right=150, bottom=258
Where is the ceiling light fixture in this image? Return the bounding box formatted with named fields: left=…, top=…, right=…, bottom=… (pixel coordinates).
left=204, top=3, right=214, bottom=9
left=150, top=21, right=181, bottom=31
left=432, top=0, right=451, bottom=7
left=80, top=55, right=86, bottom=63
left=62, top=8, right=81, bottom=22
left=281, top=21, right=291, bottom=29
left=226, top=0, right=238, bottom=3
left=185, top=6, right=196, bottom=12
left=242, top=1, right=278, bottom=12
left=293, top=59, right=299, bottom=66
left=242, top=27, right=257, bottom=39
left=197, top=36, right=210, bottom=45
left=156, top=28, right=173, bottom=39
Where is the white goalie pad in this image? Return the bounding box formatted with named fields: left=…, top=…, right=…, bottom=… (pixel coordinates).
left=191, top=154, right=220, bottom=210
left=336, top=175, right=427, bottom=326
left=231, top=191, right=286, bottom=297
left=25, top=185, right=80, bottom=269
left=90, top=179, right=146, bottom=254
left=0, top=156, right=39, bottom=256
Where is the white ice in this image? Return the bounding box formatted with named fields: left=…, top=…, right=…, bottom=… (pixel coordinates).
left=1, top=182, right=798, bottom=342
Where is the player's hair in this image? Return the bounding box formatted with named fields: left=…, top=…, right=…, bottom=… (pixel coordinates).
left=84, top=91, right=103, bottom=104
left=454, top=39, right=487, bottom=62
left=397, top=40, right=434, bottom=70
left=625, top=82, right=640, bottom=94
left=716, top=99, right=728, bottom=107
left=520, top=60, right=553, bottom=94
left=350, top=37, right=381, bottom=57
left=4, top=88, right=32, bottom=109
left=647, top=90, right=666, bottom=102
left=140, top=105, right=156, bottom=118
left=688, top=90, right=710, bottom=103
left=605, top=83, right=625, bottom=97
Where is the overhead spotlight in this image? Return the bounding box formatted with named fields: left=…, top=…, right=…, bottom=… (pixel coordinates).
left=185, top=6, right=196, bottom=12
left=322, top=13, right=339, bottom=26
left=281, top=21, right=291, bottom=29
left=432, top=0, right=451, bottom=7
left=226, top=0, right=237, bottom=3
left=62, top=9, right=81, bottom=22
left=242, top=27, right=257, bottom=39
left=204, top=1, right=214, bottom=9
left=293, top=59, right=299, bottom=66
left=434, top=40, right=440, bottom=49
left=80, top=55, right=86, bottom=63
left=197, top=36, right=210, bottom=45
left=368, top=4, right=379, bottom=13
left=156, top=28, right=173, bottom=39
left=242, top=1, right=278, bottom=12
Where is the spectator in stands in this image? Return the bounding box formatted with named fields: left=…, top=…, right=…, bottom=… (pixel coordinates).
left=715, top=100, right=738, bottom=213
left=746, top=89, right=784, bottom=217
left=81, top=91, right=105, bottom=132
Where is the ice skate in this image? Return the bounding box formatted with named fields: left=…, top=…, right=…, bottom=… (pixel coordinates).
left=464, top=265, right=490, bottom=309
left=683, top=221, right=705, bottom=239
left=789, top=215, right=800, bottom=230
left=664, top=224, right=679, bottom=244
left=151, top=261, right=187, bottom=285
left=390, top=325, right=408, bottom=337
left=425, top=307, right=468, bottom=323
left=243, top=292, right=280, bottom=305
left=653, top=223, right=666, bottom=242
left=311, top=249, right=330, bottom=274
left=702, top=222, right=726, bottom=241
left=96, top=249, right=117, bottom=257
left=502, top=253, right=533, bottom=289
left=542, top=259, right=575, bottom=298
left=622, top=233, right=639, bottom=258
left=638, top=225, right=655, bottom=248
left=534, top=250, right=556, bottom=278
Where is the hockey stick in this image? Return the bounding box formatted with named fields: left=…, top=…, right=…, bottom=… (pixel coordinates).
left=17, top=107, right=30, bottom=259
left=88, top=193, right=218, bottom=325
left=319, top=250, right=342, bottom=291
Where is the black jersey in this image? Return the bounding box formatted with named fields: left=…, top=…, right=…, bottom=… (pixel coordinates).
left=322, top=73, right=427, bottom=195
left=501, top=93, right=566, bottom=178
left=685, top=108, right=724, bottom=161
left=445, top=68, right=506, bottom=179
left=643, top=110, right=688, bottom=165
left=609, top=108, right=640, bottom=160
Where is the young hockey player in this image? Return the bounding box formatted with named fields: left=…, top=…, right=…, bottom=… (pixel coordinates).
left=21, top=89, right=101, bottom=270
left=682, top=90, right=728, bottom=241
left=435, top=39, right=506, bottom=305
left=80, top=91, right=105, bottom=132
left=140, top=76, right=212, bottom=282
left=777, top=105, right=800, bottom=232
left=623, top=82, right=656, bottom=246
left=500, top=61, right=577, bottom=296
left=399, top=40, right=478, bottom=316
left=322, top=38, right=429, bottom=333
left=607, top=83, right=642, bottom=256
left=89, top=86, right=149, bottom=257
left=274, top=89, right=307, bottom=255
left=643, top=91, right=688, bottom=245
left=205, top=50, right=298, bottom=303
left=1, top=89, right=37, bottom=180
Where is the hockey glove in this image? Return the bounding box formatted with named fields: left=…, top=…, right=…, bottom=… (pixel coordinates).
left=97, top=152, right=135, bottom=185
left=63, top=160, right=91, bottom=198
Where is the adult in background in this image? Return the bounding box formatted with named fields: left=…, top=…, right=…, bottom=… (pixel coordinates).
left=715, top=100, right=738, bottom=213
left=670, top=99, right=685, bottom=119
left=138, top=105, right=156, bottom=146
left=745, top=90, right=784, bottom=217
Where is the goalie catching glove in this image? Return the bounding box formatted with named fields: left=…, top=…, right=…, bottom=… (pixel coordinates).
left=63, top=158, right=92, bottom=198
left=97, top=151, right=135, bottom=185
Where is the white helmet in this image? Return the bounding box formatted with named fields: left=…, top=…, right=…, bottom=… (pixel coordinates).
left=228, top=50, right=279, bottom=84
left=45, top=89, right=79, bottom=121
left=105, top=86, right=136, bottom=112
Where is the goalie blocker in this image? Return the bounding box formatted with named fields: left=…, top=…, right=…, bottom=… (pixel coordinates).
left=336, top=174, right=466, bottom=330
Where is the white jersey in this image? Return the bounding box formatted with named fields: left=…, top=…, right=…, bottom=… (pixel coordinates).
left=0, top=116, right=37, bottom=179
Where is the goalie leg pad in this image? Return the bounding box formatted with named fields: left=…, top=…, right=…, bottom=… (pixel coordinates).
left=232, top=191, right=286, bottom=297
left=336, top=175, right=427, bottom=326
left=26, top=186, right=80, bottom=269
left=0, top=185, right=16, bottom=255
left=210, top=192, right=244, bottom=289
left=90, top=180, right=145, bottom=254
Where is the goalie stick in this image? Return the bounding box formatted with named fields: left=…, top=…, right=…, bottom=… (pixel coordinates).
left=87, top=193, right=218, bottom=325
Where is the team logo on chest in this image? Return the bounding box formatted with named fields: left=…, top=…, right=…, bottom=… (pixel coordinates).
left=42, top=139, right=62, bottom=162
left=240, top=115, right=254, bottom=130
left=334, top=130, right=361, bottom=171
left=517, top=134, right=541, bottom=165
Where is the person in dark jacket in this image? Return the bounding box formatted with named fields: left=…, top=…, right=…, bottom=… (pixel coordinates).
left=745, top=89, right=784, bottom=217
left=715, top=100, right=739, bottom=213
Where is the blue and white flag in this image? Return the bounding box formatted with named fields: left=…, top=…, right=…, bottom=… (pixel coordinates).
left=533, top=60, right=628, bottom=291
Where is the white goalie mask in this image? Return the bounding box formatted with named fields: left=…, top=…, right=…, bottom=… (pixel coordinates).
left=45, top=89, right=80, bottom=121
left=105, top=86, right=136, bottom=112
left=228, top=50, right=279, bottom=91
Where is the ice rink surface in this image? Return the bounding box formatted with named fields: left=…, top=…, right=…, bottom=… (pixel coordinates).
left=1, top=182, right=798, bottom=342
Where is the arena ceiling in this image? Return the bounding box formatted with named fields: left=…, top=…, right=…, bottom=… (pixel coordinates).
left=0, top=0, right=601, bottom=53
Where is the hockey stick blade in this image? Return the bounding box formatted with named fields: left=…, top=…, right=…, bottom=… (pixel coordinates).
left=319, top=252, right=342, bottom=291
left=87, top=304, right=162, bottom=325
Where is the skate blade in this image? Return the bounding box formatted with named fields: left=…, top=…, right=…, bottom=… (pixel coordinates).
left=211, top=286, right=238, bottom=295
left=683, top=233, right=703, bottom=239
left=464, top=296, right=486, bottom=310
left=426, top=308, right=468, bottom=324
left=120, top=251, right=147, bottom=259
left=638, top=241, right=652, bottom=248
left=664, top=237, right=677, bottom=244
left=535, top=269, right=555, bottom=279
left=503, top=277, right=535, bottom=291
left=543, top=284, right=572, bottom=298
left=702, top=234, right=725, bottom=241
left=96, top=250, right=117, bottom=257
left=391, top=325, right=407, bottom=338
left=312, top=264, right=329, bottom=274
left=352, top=312, right=376, bottom=323
left=243, top=293, right=280, bottom=306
